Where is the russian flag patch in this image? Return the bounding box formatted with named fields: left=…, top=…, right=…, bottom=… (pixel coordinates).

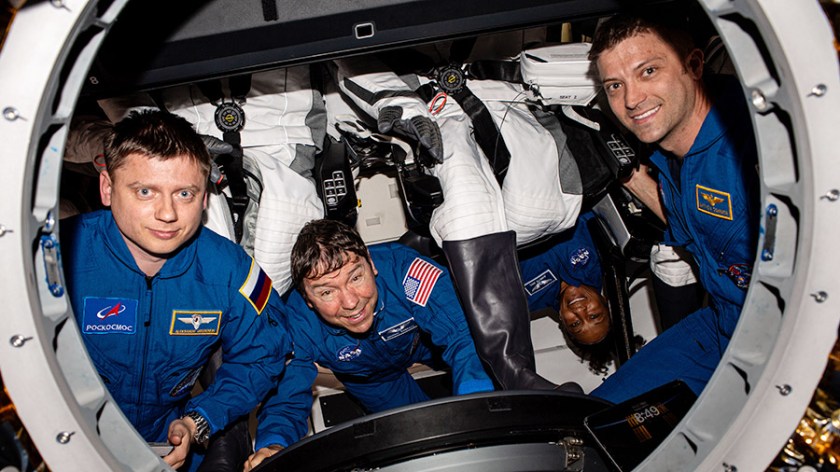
left=239, top=259, right=273, bottom=315
left=402, top=258, right=442, bottom=307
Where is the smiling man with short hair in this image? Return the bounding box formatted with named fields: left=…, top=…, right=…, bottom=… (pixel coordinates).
left=61, top=109, right=290, bottom=470
left=245, top=219, right=494, bottom=470
left=587, top=12, right=760, bottom=404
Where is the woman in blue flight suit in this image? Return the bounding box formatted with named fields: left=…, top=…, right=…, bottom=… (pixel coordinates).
left=520, top=213, right=610, bottom=346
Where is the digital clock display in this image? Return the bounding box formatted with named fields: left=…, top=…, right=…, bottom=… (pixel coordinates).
left=584, top=380, right=697, bottom=471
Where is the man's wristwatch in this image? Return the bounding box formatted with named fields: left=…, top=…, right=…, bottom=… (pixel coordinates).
left=183, top=411, right=210, bottom=445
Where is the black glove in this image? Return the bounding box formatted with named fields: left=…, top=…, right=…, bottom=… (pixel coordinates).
left=201, top=134, right=235, bottom=157
left=200, top=135, right=235, bottom=186
left=378, top=106, right=444, bottom=166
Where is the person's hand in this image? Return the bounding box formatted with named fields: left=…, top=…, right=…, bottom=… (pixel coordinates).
left=621, top=163, right=666, bottom=223
left=377, top=106, right=443, bottom=166
left=243, top=445, right=284, bottom=471
left=163, top=417, right=195, bottom=469
left=200, top=135, right=235, bottom=157
left=199, top=135, right=236, bottom=186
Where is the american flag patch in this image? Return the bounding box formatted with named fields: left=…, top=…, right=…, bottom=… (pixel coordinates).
left=402, top=258, right=442, bottom=307
left=239, top=259, right=273, bottom=315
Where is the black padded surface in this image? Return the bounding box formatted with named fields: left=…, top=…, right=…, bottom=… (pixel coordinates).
left=85, top=0, right=676, bottom=97
left=318, top=371, right=452, bottom=427
left=260, top=391, right=612, bottom=472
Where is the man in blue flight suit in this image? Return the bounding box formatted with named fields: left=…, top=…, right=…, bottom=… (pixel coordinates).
left=587, top=13, right=760, bottom=403
left=520, top=213, right=610, bottom=346
left=244, top=219, right=494, bottom=470
left=61, top=110, right=291, bottom=470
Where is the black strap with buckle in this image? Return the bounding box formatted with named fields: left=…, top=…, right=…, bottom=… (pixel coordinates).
left=433, top=64, right=512, bottom=186
left=197, top=75, right=253, bottom=243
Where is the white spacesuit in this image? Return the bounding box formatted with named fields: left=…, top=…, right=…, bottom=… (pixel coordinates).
left=333, top=57, right=583, bottom=246
left=332, top=45, right=587, bottom=391
left=99, top=67, right=326, bottom=295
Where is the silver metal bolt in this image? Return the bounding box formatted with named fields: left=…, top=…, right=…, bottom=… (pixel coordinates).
left=776, top=384, right=792, bottom=396
left=3, top=107, right=20, bottom=121
left=10, top=335, right=32, bottom=348
left=56, top=431, right=74, bottom=444
left=811, top=291, right=828, bottom=303
left=0, top=225, right=9, bottom=237
left=761, top=248, right=774, bottom=261
left=750, top=89, right=769, bottom=111
left=44, top=211, right=56, bottom=233
left=723, top=463, right=738, bottom=472
left=809, top=84, right=827, bottom=97
left=820, top=189, right=840, bottom=201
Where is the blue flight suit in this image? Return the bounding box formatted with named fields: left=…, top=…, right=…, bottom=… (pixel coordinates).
left=255, top=243, right=494, bottom=450
left=62, top=210, right=290, bottom=462
left=520, top=213, right=602, bottom=313
left=592, top=78, right=760, bottom=403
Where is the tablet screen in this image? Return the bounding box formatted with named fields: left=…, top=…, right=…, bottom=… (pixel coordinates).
left=584, top=380, right=697, bottom=471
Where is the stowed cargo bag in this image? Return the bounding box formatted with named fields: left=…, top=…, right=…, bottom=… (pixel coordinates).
left=520, top=42, right=640, bottom=203
left=520, top=42, right=600, bottom=107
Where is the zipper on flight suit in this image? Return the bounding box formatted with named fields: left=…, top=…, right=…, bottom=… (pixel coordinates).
left=137, top=275, right=155, bottom=410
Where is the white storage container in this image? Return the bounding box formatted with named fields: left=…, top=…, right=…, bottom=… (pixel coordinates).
left=520, top=42, right=601, bottom=106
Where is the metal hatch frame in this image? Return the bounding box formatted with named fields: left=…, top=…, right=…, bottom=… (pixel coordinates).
left=0, top=0, right=837, bottom=470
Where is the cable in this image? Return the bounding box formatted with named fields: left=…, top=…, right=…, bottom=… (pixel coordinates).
left=491, top=89, right=530, bottom=165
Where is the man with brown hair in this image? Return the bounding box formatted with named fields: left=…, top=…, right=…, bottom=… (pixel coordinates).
left=588, top=13, right=759, bottom=404
left=61, top=109, right=291, bottom=470
left=245, top=219, right=493, bottom=470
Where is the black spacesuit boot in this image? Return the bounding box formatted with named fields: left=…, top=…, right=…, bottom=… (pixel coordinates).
left=443, top=231, right=580, bottom=392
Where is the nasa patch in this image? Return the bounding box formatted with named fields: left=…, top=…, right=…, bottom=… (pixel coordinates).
left=170, top=310, right=222, bottom=336
left=337, top=344, right=362, bottom=362
left=569, top=248, right=591, bottom=268
left=82, top=297, right=138, bottom=335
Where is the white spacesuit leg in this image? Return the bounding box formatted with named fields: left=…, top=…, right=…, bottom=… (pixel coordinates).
left=426, top=112, right=507, bottom=246
left=249, top=147, right=324, bottom=295
left=467, top=80, right=584, bottom=246
left=499, top=111, right=583, bottom=244
left=161, top=67, right=327, bottom=293
left=333, top=57, right=428, bottom=122
left=334, top=56, right=575, bottom=390
left=98, top=68, right=327, bottom=295
left=204, top=192, right=236, bottom=241
left=334, top=57, right=509, bottom=245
